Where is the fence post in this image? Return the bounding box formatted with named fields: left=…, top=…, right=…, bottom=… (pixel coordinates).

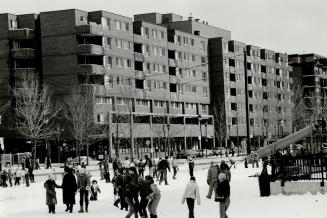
left=321, top=155, right=325, bottom=187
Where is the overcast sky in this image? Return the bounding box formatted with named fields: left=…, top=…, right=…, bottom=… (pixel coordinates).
left=1, top=0, right=326, bottom=56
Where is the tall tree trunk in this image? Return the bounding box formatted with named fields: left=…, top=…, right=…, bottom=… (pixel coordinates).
left=33, top=139, right=37, bottom=170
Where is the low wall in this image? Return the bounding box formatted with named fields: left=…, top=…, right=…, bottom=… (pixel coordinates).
left=270, top=181, right=327, bottom=195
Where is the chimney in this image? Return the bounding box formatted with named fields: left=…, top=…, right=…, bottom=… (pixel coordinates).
left=195, top=18, right=200, bottom=22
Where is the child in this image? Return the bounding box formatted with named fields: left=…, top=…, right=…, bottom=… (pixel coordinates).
left=14, top=169, right=21, bottom=186
left=90, top=180, right=101, bottom=201
left=24, top=168, right=30, bottom=187
left=44, top=174, right=61, bottom=214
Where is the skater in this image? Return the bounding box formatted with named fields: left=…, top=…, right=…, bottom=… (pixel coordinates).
left=143, top=155, right=154, bottom=176
left=1, top=169, right=8, bottom=187
left=77, top=168, right=91, bottom=213
left=90, top=180, right=101, bottom=200
left=172, top=157, right=179, bottom=179
left=124, top=167, right=140, bottom=218
left=159, top=156, right=170, bottom=185
left=14, top=169, right=21, bottom=186
left=113, top=168, right=128, bottom=210
left=216, top=173, right=230, bottom=218
left=138, top=159, right=144, bottom=177
left=35, top=158, right=41, bottom=170
left=113, top=157, right=119, bottom=174
left=220, top=160, right=231, bottom=181
left=206, top=162, right=220, bottom=199
left=147, top=177, right=161, bottom=218
left=138, top=175, right=153, bottom=218
left=156, top=158, right=163, bottom=181
left=44, top=174, right=61, bottom=214
left=182, top=176, right=201, bottom=218
left=123, top=157, right=130, bottom=169
left=62, top=167, right=77, bottom=213
left=24, top=168, right=30, bottom=187
left=46, top=157, right=52, bottom=169
left=28, top=166, right=34, bottom=183
left=188, top=157, right=195, bottom=177
left=8, top=169, right=13, bottom=187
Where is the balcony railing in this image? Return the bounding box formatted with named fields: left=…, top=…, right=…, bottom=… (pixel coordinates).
left=76, top=24, right=104, bottom=36
left=78, top=64, right=106, bottom=75
left=168, top=59, right=177, bottom=67
left=8, top=28, right=35, bottom=39
left=134, top=52, right=145, bottom=62
left=11, top=48, right=36, bottom=59
left=77, top=44, right=104, bottom=55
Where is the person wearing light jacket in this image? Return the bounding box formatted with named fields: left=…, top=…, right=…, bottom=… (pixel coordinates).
left=182, top=176, right=201, bottom=218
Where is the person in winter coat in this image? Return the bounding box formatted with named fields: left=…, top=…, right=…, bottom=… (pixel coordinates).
left=103, top=158, right=110, bottom=183
left=77, top=168, right=91, bottom=213
left=44, top=174, right=61, bottom=214
left=143, top=155, right=154, bottom=176
left=138, top=175, right=153, bottom=218
left=158, top=156, right=170, bottom=185
left=172, top=157, right=179, bottom=179
left=124, top=167, right=140, bottom=218
left=138, top=159, right=145, bottom=177
left=14, top=169, right=21, bottom=186
left=220, top=160, right=231, bottom=181
left=24, top=168, right=30, bottom=187
left=216, top=173, right=230, bottom=218
left=113, top=168, right=128, bottom=210
left=206, top=162, right=220, bottom=199
left=182, top=176, right=201, bottom=218
left=62, top=168, right=77, bottom=213
left=147, top=178, right=161, bottom=218
left=1, top=169, right=8, bottom=187
left=90, top=180, right=101, bottom=200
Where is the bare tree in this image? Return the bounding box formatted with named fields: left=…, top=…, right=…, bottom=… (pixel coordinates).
left=211, top=100, right=227, bottom=149
left=63, top=84, right=97, bottom=162
left=13, top=78, right=62, bottom=167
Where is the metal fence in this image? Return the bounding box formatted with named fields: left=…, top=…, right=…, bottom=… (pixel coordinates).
left=272, top=154, right=327, bottom=186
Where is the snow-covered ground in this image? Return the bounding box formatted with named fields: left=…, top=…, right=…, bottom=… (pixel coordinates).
left=1, top=162, right=327, bottom=218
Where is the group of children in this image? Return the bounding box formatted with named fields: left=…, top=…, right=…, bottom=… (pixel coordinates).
left=1, top=168, right=30, bottom=187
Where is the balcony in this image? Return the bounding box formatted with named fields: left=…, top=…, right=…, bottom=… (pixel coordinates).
left=76, top=24, right=104, bottom=36
left=134, top=52, right=144, bottom=62
left=77, top=44, right=104, bottom=55
left=168, top=59, right=177, bottom=67
left=169, top=75, right=177, bottom=83
left=135, top=70, right=144, bottom=78
left=11, top=48, right=36, bottom=59
left=8, top=28, right=35, bottom=40
left=14, top=68, right=37, bottom=79
left=78, top=64, right=106, bottom=75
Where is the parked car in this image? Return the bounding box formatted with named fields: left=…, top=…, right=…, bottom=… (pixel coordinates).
left=196, top=149, right=213, bottom=157
left=176, top=149, right=197, bottom=159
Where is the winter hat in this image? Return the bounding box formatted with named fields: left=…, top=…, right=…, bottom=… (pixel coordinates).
left=218, top=173, right=226, bottom=181
left=190, top=176, right=196, bottom=181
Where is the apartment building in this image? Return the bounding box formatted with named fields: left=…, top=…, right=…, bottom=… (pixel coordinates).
left=209, top=36, right=293, bottom=147
left=289, top=54, right=327, bottom=120
left=0, top=10, right=218, bottom=159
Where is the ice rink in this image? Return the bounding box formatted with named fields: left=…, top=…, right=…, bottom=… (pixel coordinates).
left=1, top=161, right=327, bottom=218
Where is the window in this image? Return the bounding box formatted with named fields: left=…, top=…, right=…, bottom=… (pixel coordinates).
left=116, top=57, right=123, bottom=67
left=262, top=79, right=267, bottom=86
left=102, top=17, right=111, bottom=29
left=202, top=72, right=207, bottom=82
left=192, top=70, right=196, bottom=77
left=123, top=22, right=129, bottom=31
left=153, top=46, right=158, bottom=55
left=201, top=57, right=206, bottom=66
left=104, top=56, right=112, bottom=69
left=114, top=20, right=121, bottom=30
left=248, top=90, right=253, bottom=98
left=135, top=79, right=144, bottom=89
left=96, top=114, right=105, bottom=124
left=124, top=59, right=132, bottom=68
left=232, top=117, right=238, bottom=125
left=200, top=41, right=206, bottom=51
left=104, top=76, right=113, bottom=88
left=230, top=74, right=236, bottom=82
left=249, top=104, right=253, bottom=112
left=230, top=88, right=236, bottom=96
left=191, top=54, right=196, bottom=62
left=142, top=27, right=150, bottom=38
left=203, top=87, right=208, bottom=97
left=263, top=92, right=268, bottom=100
left=160, top=31, right=165, bottom=39
left=152, top=29, right=158, bottom=38
left=115, top=39, right=122, bottom=48
left=80, top=16, right=87, bottom=22
left=248, top=76, right=252, bottom=84
left=231, top=103, right=237, bottom=110
left=123, top=40, right=130, bottom=50
left=103, top=37, right=111, bottom=47
left=190, top=38, right=195, bottom=46
left=183, top=37, right=188, bottom=45
left=9, top=19, right=17, bottom=29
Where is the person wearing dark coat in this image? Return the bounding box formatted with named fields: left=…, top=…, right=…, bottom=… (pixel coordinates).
left=113, top=168, right=128, bottom=210
left=62, top=168, right=77, bottom=213
left=44, top=174, right=61, bottom=214
left=124, top=167, right=140, bottom=218
left=216, top=173, right=230, bottom=218
left=138, top=175, right=153, bottom=218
